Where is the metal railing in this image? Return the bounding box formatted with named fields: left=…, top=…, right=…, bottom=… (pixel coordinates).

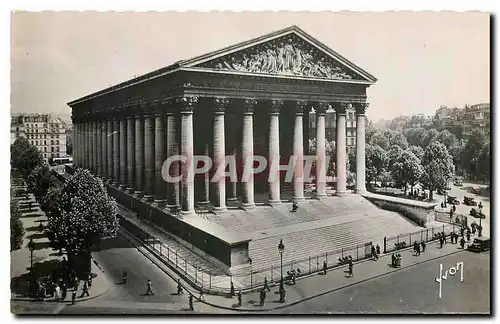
left=383, top=223, right=458, bottom=253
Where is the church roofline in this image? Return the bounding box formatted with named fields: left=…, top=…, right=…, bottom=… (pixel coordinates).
left=68, top=25, right=377, bottom=107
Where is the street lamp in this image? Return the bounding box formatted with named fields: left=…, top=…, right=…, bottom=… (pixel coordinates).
left=28, top=238, right=35, bottom=298
left=278, top=239, right=285, bottom=302
left=478, top=202, right=483, bottom=237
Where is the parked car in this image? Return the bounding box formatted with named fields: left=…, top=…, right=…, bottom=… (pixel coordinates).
left=472, top=187, right=482, bottom=194
left=447, top=196, right=460, bottom=205
left=463, top=196, right=477, bottom=206
left=469, top=208, right=486, bottom=218
left=467, top=237, right=490, bottom=252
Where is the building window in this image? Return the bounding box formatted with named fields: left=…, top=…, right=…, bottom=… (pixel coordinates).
left=51, top=147, right=54, bottom=152
left=35, top=140, right=38, bottom=145
left=51, top=140, right=54, bottom=145
left=44, top=147, right=47, bottom=152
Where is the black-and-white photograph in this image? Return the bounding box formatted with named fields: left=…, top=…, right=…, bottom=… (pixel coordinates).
left=9, top=10, right=491, bottom=315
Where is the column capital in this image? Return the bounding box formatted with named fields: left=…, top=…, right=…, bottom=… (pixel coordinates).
left=332, top=102, right=350, bottom=115
left=177, top=96, right=199, bottom=113
left=315, top=102, right=330, bottom=115
left=292, top=100, right=308, bottom=115
left=213, top=97, right=230, bottom=113
left=270, top=100, right=284, bottom=114
left=243, top=99, right=258, bottom=114
left=353, top=102, right=369, bottom=115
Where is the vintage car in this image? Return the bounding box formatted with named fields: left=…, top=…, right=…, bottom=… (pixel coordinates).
left=467, top=237, right=490, bottom=252
left=472, top=187, right=482, bottom=194
left=469, top=208, right=486, bottom=218
left=463, top=196, right=478, bottom=206
left=447, top=196, right=460, bottom=205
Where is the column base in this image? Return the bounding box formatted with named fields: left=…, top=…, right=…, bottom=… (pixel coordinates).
left=152, top=199, right=166, bottom=208
left=268, top=199, right=282, bottom=206
left=126, top=187, right=135, bottom=194
left=133, top=191, right=144, bottom=199
left=335, top=190, right=348, bottom=196
left=355, top=189, right=367, bottom=195
left=315, top=193, right=327, bottom=199
left=292, top=196, right=305, bottom=202
left=241, top=202, right=255, bottom=209
left=142, top=195, right=155, bottom=203
left=180, top=210, right=195, bottom=216
left=213, top=206, right=227, bottom=212
left=118, top=184, right=126, bottom=190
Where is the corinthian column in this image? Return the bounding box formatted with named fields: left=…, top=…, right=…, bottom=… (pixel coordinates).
left=292, top=101, right=307, bottom=201
left=88, top=121, right=93, bottom=172
left=107, top=119, right=113, bottom=183
left=101, top=119, right=108, bottom=179
left=93, top=120, right=98, bottom=174
left=354, top=103, right=368, bottom=194
left=241, top=99, right=257, bottom=209
left=268, top=100, right=282, bottom=205
left=315, top=103, right=328, bottom=198
left=134, top=114, right=144, bottom=197
left=126, top=116, right=135, bottom=192
left=212, top=97, right=229, bottom=211
left=334, top=103, right=348, bottom=195
left=112, top=119, right=120, bottom=185
left=96, top=120, right=102, bottom=176
left=119, top=117, right=127, bottom=189
left=154, top=111, right=166, bottom=205
left=179, top=97, right=198, bottom=214
left=165, top=109, right=180, bottom=209
left=83, top=121, right=88, bottom=169
left=143, top=112, right=155, bottom=201
left=73, top=122, right=78, bottom=167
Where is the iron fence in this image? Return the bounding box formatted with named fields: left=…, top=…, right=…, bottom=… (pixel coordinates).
left=384, top=223, right=458, bottom=253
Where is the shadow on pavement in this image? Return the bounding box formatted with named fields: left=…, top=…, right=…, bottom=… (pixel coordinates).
left=10, top=259, right=62, bottom=297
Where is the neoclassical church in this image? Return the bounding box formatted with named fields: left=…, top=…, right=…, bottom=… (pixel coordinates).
left=69, top=26, right=421, bottom=273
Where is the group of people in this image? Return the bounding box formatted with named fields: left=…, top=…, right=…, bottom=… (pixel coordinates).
left=412, top=241, right=426, bottom=256
left=371, top=245, right=381, bottom=260
left=37, top=269, right=92, bottom=304
left=391, top=253, right=402, bottom=268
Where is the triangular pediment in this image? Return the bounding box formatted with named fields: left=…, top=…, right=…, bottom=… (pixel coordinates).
left=183, top=26, right=376, bottom=83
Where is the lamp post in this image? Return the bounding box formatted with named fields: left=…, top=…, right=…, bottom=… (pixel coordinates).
left=478, top=202, right=483, bottom=237
left=28, top=238, right=35, bottom=298
left=278, top=239, right=285, bottom=302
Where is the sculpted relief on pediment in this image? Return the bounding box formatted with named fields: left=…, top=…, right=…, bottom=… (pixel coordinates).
left=195, top=34, right=361, bottom=80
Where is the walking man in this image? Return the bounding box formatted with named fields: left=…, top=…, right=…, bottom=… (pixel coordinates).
left=466, top=231, right=471, bottom=242
left=199, top=288, right=204, bottom=301
left=189, top=294, right=194, bottom=311
left=145, top=279, right=154, bottom=295
left=259, top=289, right=266, bottom=306
left=71, top=289, right=77, bottom=305
left=263, top=277, right=270, bottom=291
left=416, top=243, right=421, bottom=256
left=177, top=279, right=184, bottom=295
left=237, top=291, right=242, bottom=307
left=230, top=281, right=235, bottom=297
left=323, top=260, right=327, bottom=275
left=348, top=260, right=353, bottom=277
left=79, top=280, right=90, bottom=298
left=460, top=237, right=466, bottom=249
left=376, top=245, right=381, bottom=255
left=421, top=241, right=426, bottom=252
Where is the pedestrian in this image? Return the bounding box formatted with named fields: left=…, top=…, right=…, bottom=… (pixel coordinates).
left=61, top=282, right=67, bottom=300
left=263, top=277, right=270, bottom=291
left=413, top=242, right=418, bottom=253
left=87, top=274, right=93, bottom=288
left=460, top=227, right=464, bottom=237
left=54, top=284, right=61, bottom=302
left=391, top=253, right=396, bottom=267
left=79, top=280, right=90, bottom=298
left=323, top=260, right=327, bottom=275
left=439, top=237, right=443, bottom=248
left=372, top=246, right=378, bottom=260
left=237, top=291, right=242, bottom=307
left=376, top=245, right=381, bottom=255
left=466, top=232, right=471, bottom=242
left=460, top=237, right=466, bottom=249
left=421, top=241, right=426, bottom=252
left=177, top=279, right=184, bottom=295
left=189, top=293, right=194, bottom=311
left=145, top=279, right=154, bottom=296
left=199, top=288, right=204, bottom=301
left=348, top=261, right=353, bottom=277
left=71, top=289, right=77, bottom=305
left=416, top=244, right=421, bottom=256
left=259, top=288, right=266, bottom=306
left=291, top=269, right=296, bottom=284
left=230, top=281, right=235, bottom=296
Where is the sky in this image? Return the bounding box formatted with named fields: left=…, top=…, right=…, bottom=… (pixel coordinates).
left=10, top=11, right=490, bottom=120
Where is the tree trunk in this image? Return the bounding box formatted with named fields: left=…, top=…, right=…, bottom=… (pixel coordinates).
left=429, top=190, right=434, bottom=201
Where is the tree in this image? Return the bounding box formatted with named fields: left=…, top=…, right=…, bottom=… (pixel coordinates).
left=366, top=144, right=387, bottom=187
left=404, top=128, right=427, bottom=147
left=391, top=150, right=423, bottom=195
left=379, top=170, right=393, bottom=189
left=407, top=145, right=424, bottom=161
left=308, top=138, right=336, bottom=179
left=422, top=129, right=439, bottom=147
left=347, top=147, right=356, bottom=173
left=370, top=131, right=391, bottom=151
left=477, top=141, right=490, bottom=182
left=365, top=120, right=377, bottom=143
left=460, top=129, right=487, bottom=180
left=389, top=131, right=409, bottom=150
left=46, top=169, right=118, bottom=274
left=10, top=198, right=24, bottom=251
left=435, top=130, right=458, bottom=150
left=387, top=145, right=404, bottom=171
left=11, top=137, right=44, bottom=180
left=27, top=165, right=56, bottom=202
left=421, top=142, right=454, bottom=201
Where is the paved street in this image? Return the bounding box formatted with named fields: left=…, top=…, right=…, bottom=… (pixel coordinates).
left=273, top=250, right=490, bottom=314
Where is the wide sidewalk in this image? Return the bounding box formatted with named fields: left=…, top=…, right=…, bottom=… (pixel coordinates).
left=10, top=185, right=109, bottom=304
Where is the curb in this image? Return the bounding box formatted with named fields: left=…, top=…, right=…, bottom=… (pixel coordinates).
left=199, top=247, right=466, bottom=312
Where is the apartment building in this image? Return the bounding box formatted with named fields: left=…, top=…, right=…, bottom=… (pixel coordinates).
left=309, top=106, right=357, bottom=148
